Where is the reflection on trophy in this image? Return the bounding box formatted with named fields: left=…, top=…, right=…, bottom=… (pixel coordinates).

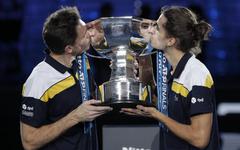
left=87, top=17, right=156, bottom=108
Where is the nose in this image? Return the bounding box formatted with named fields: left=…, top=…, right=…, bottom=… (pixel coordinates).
left=148, top=26, right=155, bottom=34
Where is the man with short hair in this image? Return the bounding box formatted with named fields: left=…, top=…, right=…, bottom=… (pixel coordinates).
left=20, top=7, right=112, bottom=150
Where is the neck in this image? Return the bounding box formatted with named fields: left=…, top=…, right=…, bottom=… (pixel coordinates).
left=50, top=52, right=75, bottom=68
left=164, top=47, right=185, bottom=74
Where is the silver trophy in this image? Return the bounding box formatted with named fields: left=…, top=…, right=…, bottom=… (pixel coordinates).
left=87, top=16, right=156, bottom=108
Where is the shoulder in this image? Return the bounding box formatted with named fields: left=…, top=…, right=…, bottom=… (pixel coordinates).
left=175, top=56, right=214, bottom=93
left=22, top=61, right=72, bottom=101
left=186, top=56, right=214, bottom=88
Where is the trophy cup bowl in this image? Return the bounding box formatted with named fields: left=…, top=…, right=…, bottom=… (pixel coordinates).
left=87, top=16, right=156, bottom=109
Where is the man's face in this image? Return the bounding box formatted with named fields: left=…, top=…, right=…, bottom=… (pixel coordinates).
left=71, top=20, right=90, bottom=55
left=148, top=14, right=171, bottom=50
left=87, top=20, right=105, bottom=48
left=139, top=19, right=156, bottom=42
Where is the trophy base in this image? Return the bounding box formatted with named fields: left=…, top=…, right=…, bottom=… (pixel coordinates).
left=96, top=101, right=158, bottom=125
left=94, top=100, right=154, bottom=111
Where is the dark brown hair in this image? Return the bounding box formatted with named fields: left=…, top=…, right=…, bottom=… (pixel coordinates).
left=42, top=6, right=80, bottom=54
left=161, top=6, right=212, bottom=55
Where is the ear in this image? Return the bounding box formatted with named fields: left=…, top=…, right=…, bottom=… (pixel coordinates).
left=64, top=45, right=73, bottom=54
left=167, top=37, right=176, bottom=47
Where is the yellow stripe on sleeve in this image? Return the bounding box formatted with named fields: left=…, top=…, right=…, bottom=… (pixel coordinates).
left=204, top=74, right=214, bottom=88
left=40, top=76, right=75, bottom=102
left=171, top=82, right=189, bottom=97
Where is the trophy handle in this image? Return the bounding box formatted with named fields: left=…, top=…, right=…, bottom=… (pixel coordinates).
left=139, top=48, right=158, bottom=56
left=85, top=51, right=111, bottom=59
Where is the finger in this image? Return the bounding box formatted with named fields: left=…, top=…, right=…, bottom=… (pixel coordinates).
left=140, top=111, right=152, bottom=116
left=136, top=105, right=149, bottom=112
left=86, top=110, right=110, bottom=120
left=136, top=105, right=157, bottom=117
left=122, top=108, right=149, bottom=116
left=121, top=109, right=150, bottom=117
left=121, top=108, right=143, bottom=115
left=136, top=105, right=145, bottom=110
left=121, top=108, right=136, bottom=112
left=120, top=109, right=139, bottom=116
left=90, top=111, right=111, bottom=119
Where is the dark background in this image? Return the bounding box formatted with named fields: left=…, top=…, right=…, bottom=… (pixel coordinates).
left=0, top=0, right=239, bottom=149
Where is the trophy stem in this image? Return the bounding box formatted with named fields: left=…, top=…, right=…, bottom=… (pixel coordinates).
left=109, top=45, right=136, bottom=81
